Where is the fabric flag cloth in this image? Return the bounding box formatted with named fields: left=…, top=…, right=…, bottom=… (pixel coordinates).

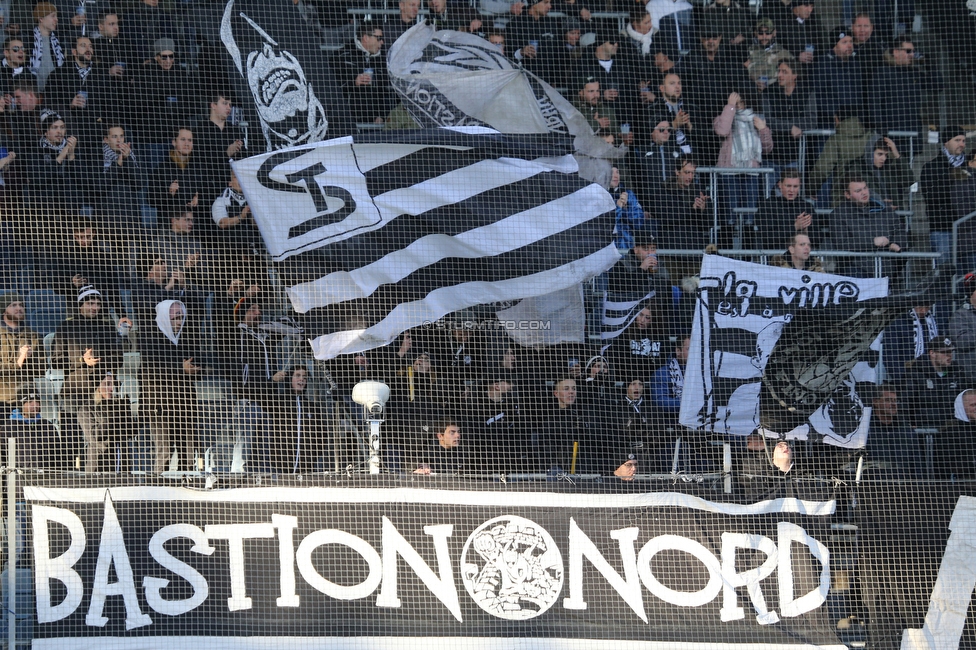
left=679, top=256, right=888, bottom=449
left=386, top=22, right=623, bottom=181
left=220, top=0, right=355, bottom=149
left=232, top=128, right=618, bottom=360
left=600, top=288, right=657, bottom=342
left=495, top=285, right=586, bottom=348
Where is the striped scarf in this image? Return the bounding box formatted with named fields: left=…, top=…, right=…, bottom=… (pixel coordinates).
left=29, top=27, right=64, bottom=73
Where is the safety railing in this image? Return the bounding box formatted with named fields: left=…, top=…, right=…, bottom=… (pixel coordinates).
left=652, top=248, right=940, bottom=280
left=694, top=166, right=775, bottom=245
left=952, top=208, right=976, bottom=289
left=798, top=129, right=919, bottom=195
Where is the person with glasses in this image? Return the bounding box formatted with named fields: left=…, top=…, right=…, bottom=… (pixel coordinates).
left=744, top=18, right=792, bottom=92
left=135, top=39, right=193, bottom=168
left=340, top=22, right=396, bottom=125
left=869, top=36, right=941, bottom=143
left=634, top=116, right=681, bottom=199
left=0, top=38, right=33, bottom=94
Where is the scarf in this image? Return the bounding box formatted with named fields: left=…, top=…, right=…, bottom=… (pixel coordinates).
left=668, top=357, right=684, bottom=399
left=103, top=143, right=135, bottom=169
left=945, top=146, right=965, bottom=168
left=730, top=108, right=763, bottom=167
left=75, top=61, right=91, bottom=82
left=354, top=37, right=380, bottom=59
left=103, top=143, right=118, bottom=168
left=39, top=136, right=67, bottom=154
left=912, top=309, right=939, bottom=359
left=169, top=148, right=189, bottom=170
left=625, top=23, right=654, bottom=56
left=29, top=26, right=64, bottom=73
left=663, top=101, right=691, bottom=153
left=2, top=59, right=23, bottom=75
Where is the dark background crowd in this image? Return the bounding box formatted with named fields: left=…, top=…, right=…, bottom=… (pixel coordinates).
left=0, top=0, right=975, bottom=488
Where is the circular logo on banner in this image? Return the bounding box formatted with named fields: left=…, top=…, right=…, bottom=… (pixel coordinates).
left=460, top=515, right=564, bottom=620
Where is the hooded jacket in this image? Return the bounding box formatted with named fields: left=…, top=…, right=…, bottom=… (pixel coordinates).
left=832, top=133, right=913, bottom=207
left=808, top=116, right=876, bottom=191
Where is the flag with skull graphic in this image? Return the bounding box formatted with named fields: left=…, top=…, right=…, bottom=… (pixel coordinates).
left=220, top=0, right=354, bottom=151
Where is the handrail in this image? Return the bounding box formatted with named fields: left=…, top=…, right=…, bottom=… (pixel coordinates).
left=952, top=209, right=976, bottom=287
left=656, top=249, right=940, bottom=258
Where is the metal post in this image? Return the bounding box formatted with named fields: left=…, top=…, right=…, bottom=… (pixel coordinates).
left=368, top=421, right=382, bottom=475
left=723, top=442, right=732, bottom=494
left=711, top=172, right=719, bottom=244
left=6, top=438, right=15, bottom=650
left=798, top=132, right=807, bottom=193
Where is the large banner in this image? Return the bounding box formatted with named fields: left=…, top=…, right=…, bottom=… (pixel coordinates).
left=679, top=257, right=888, bottom=448
left=858, top=484, right=976, bottom=650
left=23, top=479, right=842, bottom=649
left=232, top=130, right=617, bottom=359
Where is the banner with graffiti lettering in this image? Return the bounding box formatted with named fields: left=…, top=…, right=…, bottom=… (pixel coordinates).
left=21, top=477, right=842, bottom=649
left=679, top=256, right=888, bottom=448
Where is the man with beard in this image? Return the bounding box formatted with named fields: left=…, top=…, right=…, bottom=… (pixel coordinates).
left=744, top=18, right=793, bottom=91
left=149, top=127, right=203, bottom=222
left=651, top=72, right=696, bottom=156
left=48, top=35, right=103, bottom=167
left=573, top=76, right=619, bottom=141
left=900, top=336, right=967, bottom=430
left=0, top=293, right=41, bottom=418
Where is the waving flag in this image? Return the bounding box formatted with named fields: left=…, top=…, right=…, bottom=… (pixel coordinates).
left=232, top=129, right=618, bottom=360
left=679, top=256, right=888, bottom=449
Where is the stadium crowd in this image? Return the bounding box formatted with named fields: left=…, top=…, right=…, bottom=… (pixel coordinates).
left=0, top=0, right=975, bottom=485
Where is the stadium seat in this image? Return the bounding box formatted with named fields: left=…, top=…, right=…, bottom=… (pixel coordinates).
left=26, top=290, right=67, bottom=337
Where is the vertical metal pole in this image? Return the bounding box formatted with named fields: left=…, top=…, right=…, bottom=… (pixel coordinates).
left=7, top=438, right=15, bottom=650
left=798, top=133, right=807, bottom=194
left=711, top=172, right=719, bottom=244
left=723, top=442, right=732, bottom=494
left=368, top=421, right=382, bottom=475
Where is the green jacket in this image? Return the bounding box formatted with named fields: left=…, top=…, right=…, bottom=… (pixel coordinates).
left=808, top=117, right=876, bottom=193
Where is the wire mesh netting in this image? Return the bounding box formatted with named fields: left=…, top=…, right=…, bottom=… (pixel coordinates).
left=0, top=0, right=976, bottom=647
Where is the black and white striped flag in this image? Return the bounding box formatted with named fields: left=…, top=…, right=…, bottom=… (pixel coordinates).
left=232, top=129, right=618, bottom=359
left=679, top=256, right=887, bottom=449
left=601, top=289, right=656, bottom=341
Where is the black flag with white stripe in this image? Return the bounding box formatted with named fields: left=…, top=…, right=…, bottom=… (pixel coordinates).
left=600, top=289, right=656, bottom=342
left=232, top=129, right=618, bottom=359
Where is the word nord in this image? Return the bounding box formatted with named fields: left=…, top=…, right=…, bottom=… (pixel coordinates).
left=32, top=496, right=829, bottom=631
